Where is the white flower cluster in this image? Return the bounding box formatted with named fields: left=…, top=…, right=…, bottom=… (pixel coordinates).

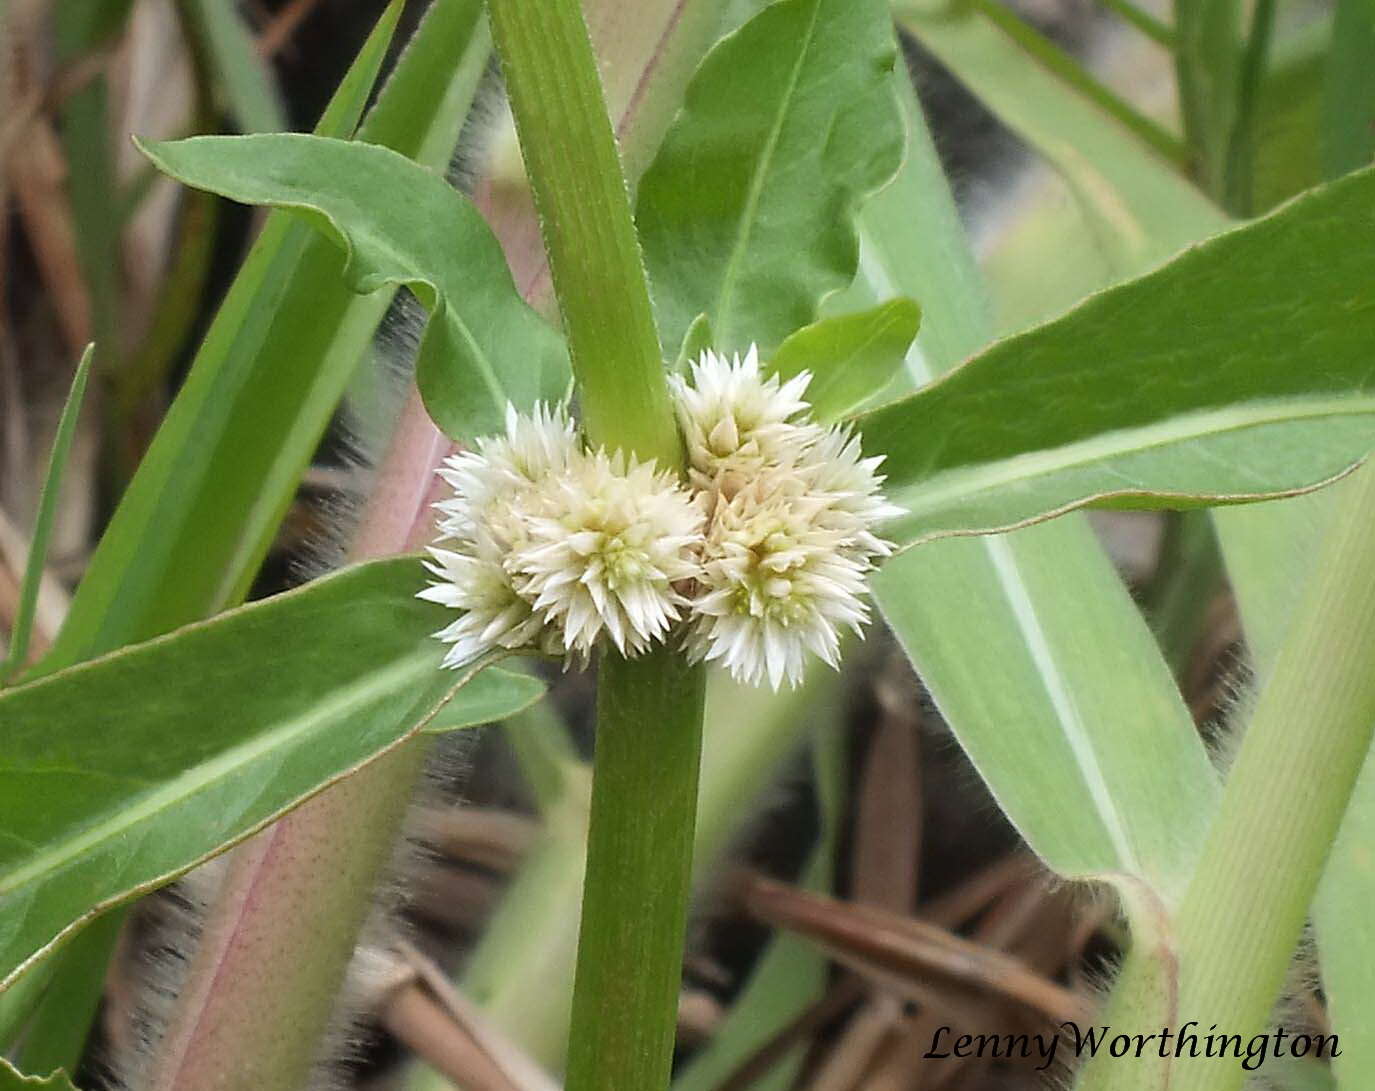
left=420, top=347, right=900, bottom=689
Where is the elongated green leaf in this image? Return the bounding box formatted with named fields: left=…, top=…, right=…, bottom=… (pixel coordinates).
left=636, top=0, right=903, bottom=355
left=859, top=74, right=1216, bottom=901
left=858, top=167, right=1375, bottom=550
left=181, top=0, right=286, bottom=134
left=1174, top=0, right=1242, bottom=198
left=768, top=300, right=919, bottom=422
left=139, top=134, right=570, bottom=442
left=42, top=0, right=482, bottom=671
left=1, top=348, right=91, bottom=684
left=0, top=1061, right=77, bottom=1091
left=0, top=559, right=535, bottom=991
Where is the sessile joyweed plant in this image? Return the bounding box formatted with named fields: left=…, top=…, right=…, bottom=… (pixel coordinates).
left=5, top=0, right=1375, bottom=1089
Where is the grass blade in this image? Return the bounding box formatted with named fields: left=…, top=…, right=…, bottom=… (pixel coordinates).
left=40, top=0, right=482, bottom=672
left=0, top=347, right=91, bottom=685
left=1321, top=0, right=1375, bottom=178
left=179, top=0, right=286, bottom=134
left=861, top=73, right=1216, bottom=903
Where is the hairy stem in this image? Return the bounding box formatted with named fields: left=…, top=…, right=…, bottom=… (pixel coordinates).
left=487, top=0, right=677, bottom=465
left=138, top=3, right=721, bottom=1088
left=486, top=2, right=706, bottom=1088
left=566, top=652, right=707, bottom=1090
left=1078, top=461, right=1375, bottom=1091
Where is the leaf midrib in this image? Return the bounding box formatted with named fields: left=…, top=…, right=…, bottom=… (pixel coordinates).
left=887, top=394, right=1375, bottom=521
left=0, top=651, right=432, bottom=899
left=710, top=0, right=822, bottom=342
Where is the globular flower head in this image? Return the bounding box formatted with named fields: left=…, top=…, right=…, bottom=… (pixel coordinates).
left=420, top=347, right=901, bottom=688
left=420, top=404, right=704, bottom=670
left=800, top=425, right=903, bottom=563
left=513, top=451, right=704, bottom=660
left=670, top=346, right=817, bottom=497
left=433, top=402, right=580, bottom=538
left=687, top=470, right=872, bottom=688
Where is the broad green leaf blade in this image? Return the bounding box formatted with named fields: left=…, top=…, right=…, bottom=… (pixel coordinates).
left=138, top=133, right=570, bottom=442
left=181, top=0, right=286, bottom=134
left=636, top=0, right=903, bottom=355
left=0, top=558, right=520, bottom=991
left=861, top=74, right=1216, bottom=900
left=1, top=347, right=91, bottom=684
left=0, top=1061, right=77, bottom=1091
left=768, top=300, right=919, bottom=422
left=421, top=667, right=546, bottom=733
left=876, top=527, right=1218, bottom=890
left=858, top=167, right=1375, bottom=550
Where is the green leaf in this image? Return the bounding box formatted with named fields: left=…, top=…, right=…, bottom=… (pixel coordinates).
left=180, top=0, right=286, bottom=134
left=0, top=1060, right=78, bottom=1091
left=857, top=167, right=1375, bottom=550
left=1, top=347, right=91, bottom=684
left=673, top=314, right=714, bottom=373
left=421, top=667, right=546, bottom=733
left=859, top=74, right=1216, bottom=901
left=7, top=0, right=496, bottom=1070
left=636, top=0, right=903, bottom=355
left=768, top=299, right=919, bottom=422
left=138, top=133, right=569, bottom=442
left=1174, top=0, right=1243, bottom=198
left=0, top=558, right=534, bottom=992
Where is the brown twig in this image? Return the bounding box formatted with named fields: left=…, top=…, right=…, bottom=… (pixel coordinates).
left=257, top=0, right=326, bottom=58
left=737, top=875, right=1091, bottom=1027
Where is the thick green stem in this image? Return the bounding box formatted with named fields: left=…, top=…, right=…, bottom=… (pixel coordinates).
left=486, top=3, right=706, bottom=1088
left=566, top=652, right=707, bottom=1090
left=1078, top=461, right=1375, bottom=1091
left=486, top=0, right=677, bottom=465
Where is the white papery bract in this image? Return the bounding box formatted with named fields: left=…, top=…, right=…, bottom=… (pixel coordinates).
left=688, top=471, right=871, bottom=688
left=515, top=451, right=703, bottom=659
left=420, top=404, right=702, bottom=669
left=433, top=402, right=580, bottom=537
left=678, top=346, right=895, bottom=689
left=670, top=345, right=817, bottom=498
